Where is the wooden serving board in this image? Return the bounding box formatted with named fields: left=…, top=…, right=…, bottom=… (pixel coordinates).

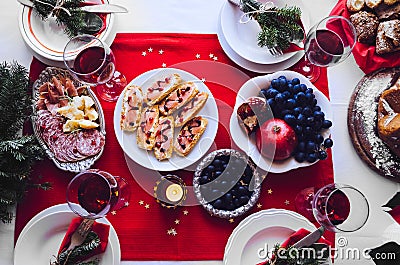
left=348, top=67, right=400, bottom=182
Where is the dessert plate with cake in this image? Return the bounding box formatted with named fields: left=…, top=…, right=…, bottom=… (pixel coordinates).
left=348, top=67, right=400, bottom=181
left=113, top=68, right=219, bottom=171
left=230, top=71, right=333, bottom=173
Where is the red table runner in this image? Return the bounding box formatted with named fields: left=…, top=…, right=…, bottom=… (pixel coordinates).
left=16, top=33, right=334, bottom=261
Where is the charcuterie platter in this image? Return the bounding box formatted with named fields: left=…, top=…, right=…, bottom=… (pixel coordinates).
left=31, top=67, right=106, bottom=172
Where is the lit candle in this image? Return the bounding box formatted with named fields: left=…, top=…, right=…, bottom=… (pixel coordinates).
left=165, top=183, right=184, bottom=203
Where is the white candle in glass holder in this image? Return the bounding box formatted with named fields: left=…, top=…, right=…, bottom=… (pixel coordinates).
left=165, top=183, right=184, bottom=202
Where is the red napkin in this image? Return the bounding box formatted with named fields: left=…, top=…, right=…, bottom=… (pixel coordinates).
left=256, top=228, right=331, bottom=265
left=58, top=217, right=110, bottom=262
left=329, top=0, right=400, bottom=74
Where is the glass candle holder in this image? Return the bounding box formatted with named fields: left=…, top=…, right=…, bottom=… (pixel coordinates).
left=154, top=175, right=187, bottom=209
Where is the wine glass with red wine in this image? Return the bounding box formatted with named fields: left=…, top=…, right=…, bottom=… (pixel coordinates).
left=66, top=169, right=130, bottom=219
left=295, top=183, right=369, bottom=232
left=293, top=16, right=357, bottom=83
left=63, top=34, right=127, bottom=102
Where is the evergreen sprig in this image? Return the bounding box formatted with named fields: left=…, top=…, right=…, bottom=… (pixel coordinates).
left=241, top=0, right=303, bottom=50
left=0, top=61, right=46, bottom=223
left=33, top=0, right=94, bottom=38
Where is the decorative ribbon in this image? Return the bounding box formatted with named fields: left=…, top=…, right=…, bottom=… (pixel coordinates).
left=239, top=1, right=275, bottom=24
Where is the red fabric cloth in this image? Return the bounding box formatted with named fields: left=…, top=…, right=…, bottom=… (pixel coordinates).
left=58, top=218, right=110, bottom=262
left=330, top=0, right=400, bottom=74
left=15, top=33, right=334, bottom=261
left=256, top=228, right=331, bottom=265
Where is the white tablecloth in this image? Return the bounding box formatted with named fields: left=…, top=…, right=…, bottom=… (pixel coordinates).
left=1, top=0, right=399, bottom=264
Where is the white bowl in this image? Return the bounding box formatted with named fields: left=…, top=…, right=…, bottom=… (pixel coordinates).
left=229, top=70, right=333, bottom=173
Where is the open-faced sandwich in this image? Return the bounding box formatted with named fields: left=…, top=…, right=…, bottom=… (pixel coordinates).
left=145, top=73, right=182, bottom=106
left=154, top=116, right=175, bottom=160
left=174, top=116, right=208, bottom=156
left=120, top=85, right=144, bottom=132
left=137, top=105, right=159, bottom=150
left=174, top=91, right=209, bottom=127
left=159, top=82, right=199, bottom=116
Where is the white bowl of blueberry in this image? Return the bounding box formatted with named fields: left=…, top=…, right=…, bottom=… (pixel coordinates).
left=230, top=70, right=333, bottom=173
left=193, top=149, right=263, bottom=219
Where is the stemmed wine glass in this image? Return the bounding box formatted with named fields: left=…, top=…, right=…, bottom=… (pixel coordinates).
left=295, top=183, right=369, bottom=232
left=293, top=16, right=357, bottom=83
left=66, top=169, right=130, bottom=219
left=63, top=34, right=127, bottom=102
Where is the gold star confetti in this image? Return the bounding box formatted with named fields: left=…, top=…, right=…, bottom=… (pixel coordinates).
left=175, top=219, right=180, bottom=225
left=139, top=200, right=144, bottom=205
left=183, top=210, right=189, bottom=215
left=111, top=210, right=117, bottom=215
left=268, top=189, right=273, bottom=194
left=145, top=204, right=150, bottom=209
left=162, top=63, right=167, bottom=68
left=201, top=78, right=206, bottom=82
left=284, top=200, right=290, bottom=205
left=124, top=201, right=130, bottom=207
left=167, top=229, right=173, bottom=235
left=257, top=203, right=262, bottom=208
left=209, top=53, right=214, bottom=58
left=167, top=228, right=177, bottom=236
left=229, top=218, right=235, bottom=223
left=213, top=56, right=218, bottom=61
left=142, top=51, right=147, bottom=56
left=148, top=47, right=153, bottom=52
left=195, top=54, right=201, bottom=59
left=159, top=49, right=164, bottom=55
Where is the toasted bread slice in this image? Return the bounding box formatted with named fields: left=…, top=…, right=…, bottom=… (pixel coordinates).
left=145, top=73, right=182, bottom=106
left=159, top=82, right=199, bottom=116
left=175, top=92, right=209, bottom=127
left=365, top=0, right=382, bottom=8
left=137, top=105, right=159, bottom=150
left=174, top=116, right=208, bottom=156
left=154, top=116, right=174, bottom=160
left=120, top=85, right=144, bottom=132
left=347, top=0, right=365, bottom=11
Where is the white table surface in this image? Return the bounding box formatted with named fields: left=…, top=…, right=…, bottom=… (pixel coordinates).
left=1, top=0, right=399, bottom=264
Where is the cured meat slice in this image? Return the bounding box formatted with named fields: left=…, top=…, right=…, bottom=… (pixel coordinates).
left=76, top=129, right=105, bottom=157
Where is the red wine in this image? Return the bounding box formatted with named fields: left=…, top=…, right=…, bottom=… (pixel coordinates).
left=73, top=46, right=115, bottom=84
left=306, top=29, right=345, bottom=66
left=77, top=173, right=112, bottom=214
left=314, top=188, right=350, bottom=228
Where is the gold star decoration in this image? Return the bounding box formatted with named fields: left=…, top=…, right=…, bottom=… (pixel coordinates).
left=142, top=51, right=147, bottom=56
left=229, top=218, right=235, bottom=223
left=268, top=189, right=273, bottom=194
left=148, top=47, right=153, bottom=52
left=175, top=219, right=180, bottom=225
left=209, top=53, right=214, bottom=58
left=162, top=63, right=167, bottom=68
left=145, top=204, right=150, bottom=209
left=213, top=56, right=218, bottom=61
left=257, top=203, right=262, bottom=208
left=124, top=201, right=130, bottom=207
left=139, top=200, right=144, bottom=205
left=159, top=49, right=164, bottom=55
left=195, top=54, right=201, bottom=59
left=284, top=200, right=290, bottom=205
left=167, top=228, right=177, bottom=236
left=183, top=210, right=189, bottom=215
left=111, top=210, right=117, bottom=215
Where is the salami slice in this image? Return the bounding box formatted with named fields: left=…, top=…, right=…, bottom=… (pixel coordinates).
left=76, top=129, right=105, bottom=157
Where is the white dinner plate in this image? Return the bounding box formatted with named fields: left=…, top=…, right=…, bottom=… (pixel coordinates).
left=14, top=204, right=120, bottom=265
left=220, top=0, right=310, bottom=64
left=229, top=71, right=332, bottom=173
left=114, top=68, right=219, bottom=171
left=223, top=209, right=317, bottom=265
left=217, top=9, right=304, bottom=73
left=18, top=0, right=116, bottom=67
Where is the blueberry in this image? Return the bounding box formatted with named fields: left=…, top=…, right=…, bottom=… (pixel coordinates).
left=239, top=195, right=250, bottom=206
left=300, top=84, right=307, bottom=92
left=271, top=79, right=279, bottom=89
left=281, top=109, right=294, bottom=116
left=313, top=106, right=322, bottom=112
left=315, top=134, right=324, bottom=144
left=323, top=138, right=334, bottom=148
left=212, top=199, right=223, bottom=209
left=312, top=99, right=318, bottom=106
left=293, top=107, right=302, bottom=116
left=306, top=141, right=316, bottom=151
left=321, top=120, right=333, bottom=129
left=318, top=150, right=328, bottom=160
left=267, top=98, right=276, bottom=108
left=285, top=99, right=296, bottom=109
left=244, top=165, right=253, bottom=177
left=307, top=153, right=318, bottom=163
left=306, top=116, right=315, bottom=126
left=205, top=165, right=215, bottom=173
left=306, top=88, right=314, bottom=94
left=226, top=203, right=235, bottom=210
left=282, top=91, right=291, bottom=99
left=304, top=126, right=314, bottom=136
left=213, top=159, right=222, bottom=168
left=238, top=186, right=248, bottom=196
left=214, top=171, right=222, bottom=178
left=292, top=78, right=300, bottom=85
left=297, top=114, right=306, bottom=125
left=313, top=120, right=322, bottom=130
left=294, top=125, right=303, bottom=134
left=259, top=89, right=268, bottom=98
left=302, top=107, right=312, bottom=116
left=223, top=192, right=233, bottom=203
left=283, top=114, right=296, bottom=126
left=297, top=141, right=306, bottom=152
left=275, top=93, right=285, bottom=104
left=234, top=198, right=241, bottom=207
left=278, top=75, right=287, bottom=80
left=293, top=84, right=302, bottom=94
left=265, top=88, right=279, bottom=99
left=295, top=92, right=306, bottom=105
left=278, top=79, right=288, bottom=91
left=200, top=175, right=209, bottom=184
left=313, top=111, right=325, bottom=120
left=294, top=152, right=306, bottom=162
left=305, top=93, right=314, bottom=104
left=287, top=83, right=294, bottom=94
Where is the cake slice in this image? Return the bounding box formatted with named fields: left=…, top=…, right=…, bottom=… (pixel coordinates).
left=137, top=105, right=159, bottom=150
left=154, top=116, right=174, bottom=160
left=144, top=73, right=182, bottom=106
left=120, top=85, right=143, bottom=132
left=174, top=116, right=208, bottom=156
left=159, top=82, right=199, bottom=116
left=175, top=92, right=209, bottom=127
